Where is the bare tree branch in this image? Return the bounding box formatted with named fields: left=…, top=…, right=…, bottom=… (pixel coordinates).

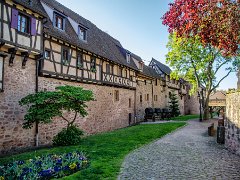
left=212, top=70, right=232, bottom=90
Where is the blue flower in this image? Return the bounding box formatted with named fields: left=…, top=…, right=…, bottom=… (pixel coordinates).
left=22, top=167, right=32, bottom=173
left=56, top=158, right=62, bottom=165
left=63, top=166, right=69, bottom=170
left=39, top=169, right=52, bottom=177
left=54, top=166, right=61, bottom=172
left=17, top=160, right=25, bottom=165
left=77, top=163, right=81, bottom=169
left=66, top=152, right=72, bottom=157
left=35, top=161, right=42, bottom=166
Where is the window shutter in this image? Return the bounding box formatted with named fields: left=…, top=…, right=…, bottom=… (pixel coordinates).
left=11, top=8, right=18, bottom=29
left=31, top=18, right=36, bottom=36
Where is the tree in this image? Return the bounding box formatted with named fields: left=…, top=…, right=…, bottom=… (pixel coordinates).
left=19, top=85, right=94, bottom=129
left=166, top=32, right=239, bottom=120
left=162, top=0, right=240, bottom=56
left=169, top=92, right=180, bottom=117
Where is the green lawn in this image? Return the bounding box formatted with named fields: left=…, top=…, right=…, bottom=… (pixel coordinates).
left=171, top=114, right=199, bottom=121
left=0, top=122, right=185, bottom=180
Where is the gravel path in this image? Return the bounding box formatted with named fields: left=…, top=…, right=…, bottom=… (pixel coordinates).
left=118, top=120, right=240, bottom=180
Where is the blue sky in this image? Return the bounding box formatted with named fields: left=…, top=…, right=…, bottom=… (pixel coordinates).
left=57, top=0, right=237, bottom=90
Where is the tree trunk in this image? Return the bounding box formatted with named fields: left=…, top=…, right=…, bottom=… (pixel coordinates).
left=203, top=91, right=211, bottom=120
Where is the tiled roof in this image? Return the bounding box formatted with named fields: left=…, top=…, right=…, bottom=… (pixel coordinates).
left=151, top=58, right=171, bottom=75
left=40, top=0, right=138, bottom=70
left=142, top=65, right=161, bottom=78
left=13, top=0, right=47, bottom=16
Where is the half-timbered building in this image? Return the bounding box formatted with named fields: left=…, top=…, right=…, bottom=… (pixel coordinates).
left=0, top=0, right=199, bottom=154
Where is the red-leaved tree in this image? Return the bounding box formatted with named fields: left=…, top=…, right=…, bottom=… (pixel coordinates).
left=162, top=0, right=239, bottom=56
left=162, top=0, right=240, bottom=120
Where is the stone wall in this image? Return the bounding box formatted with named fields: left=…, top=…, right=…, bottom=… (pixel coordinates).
left=135, top=79, right=167, bottom=122
left=225, top=91, right=240, bottom=156
left=37, top=77, right=135, bottom=145
left=0, top=55, right=135, bottom=154
left=0, top=55, right=36, bottom=154
left=184, top=94, right=200, bottom=115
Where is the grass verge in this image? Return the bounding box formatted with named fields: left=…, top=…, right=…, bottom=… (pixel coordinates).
left=0, top=122, right=185, bottom=180
left=171, top=114, right=199, bottom=121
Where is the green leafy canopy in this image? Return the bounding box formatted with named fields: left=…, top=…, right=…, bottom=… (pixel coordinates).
left=166, top=32, right=239, bottom=94
left=19, top=85, right=94, bottom=129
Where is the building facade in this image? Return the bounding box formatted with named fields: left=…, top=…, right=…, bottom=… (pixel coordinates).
left=0, top=0, right=199, bottom=154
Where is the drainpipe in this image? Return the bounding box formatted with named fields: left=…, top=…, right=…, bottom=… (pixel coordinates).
left=35, top=55, right=43, bottom=147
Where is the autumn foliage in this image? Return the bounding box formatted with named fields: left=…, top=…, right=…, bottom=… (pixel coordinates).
left=162, top=0, right=240, bottom=56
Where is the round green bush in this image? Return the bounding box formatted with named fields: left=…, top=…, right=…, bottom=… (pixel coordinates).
left=53, top=125, right=83, bottom=146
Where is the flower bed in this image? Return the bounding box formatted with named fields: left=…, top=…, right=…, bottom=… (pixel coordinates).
left=0, top=151, right=88, bottom=179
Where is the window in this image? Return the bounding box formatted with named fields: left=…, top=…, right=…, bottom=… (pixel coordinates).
left=126, top=53, right=130, bottom=63
left=145, top=94, right=149, bottom=101
left=140, top=95, right=142, bottom=103
left=130, top=75, right=133, bottom=81
left=129, top=98, right=131, bottom=108
left=155, top=79, right=158, bottom=86
left=139, top=62, right=143, bottom=70
left=62, top=48, right=69, bottom=65
left=54, top=12, right=65, bottom=30
left=79, top=26, right=87, bottom=41
left=118, top=67, right=122, bottom=76
left=77, top=53, right=83, bottom=68
left=144, top=80, right=146, bottom=85
left=114, top=90, right=119, bottom=101
left=125, top=69, right=128, bottom=78
left=11, top=9, right=36, bottom=35
left=18, top=13, right=30, bottom=33
left=154, top=95, right=158, bottom=101
left=44, top=50, right=50, bottom=59
left=106, top=64, right=110, bottom=74
left=90, top=56, right=96, bottom=70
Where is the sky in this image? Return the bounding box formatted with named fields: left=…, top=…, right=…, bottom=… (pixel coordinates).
left=56, top=0, right=237, bottom=90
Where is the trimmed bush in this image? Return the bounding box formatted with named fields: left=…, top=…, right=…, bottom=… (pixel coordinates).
left=53, top=125, right=83, bottom=146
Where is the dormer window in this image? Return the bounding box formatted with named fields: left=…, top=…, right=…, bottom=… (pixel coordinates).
left=139, top=62, right=143, bottom=70
left=79, top=26, right=87, bottom=41
left=126, top=53, right=130, bottom=63
left=53, top=12, right=65, bottom=30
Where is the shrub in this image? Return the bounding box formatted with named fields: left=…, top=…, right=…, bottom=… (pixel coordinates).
left=53, top=125, right=83, bottom=146
left=0, top=151, right=88, bottom=179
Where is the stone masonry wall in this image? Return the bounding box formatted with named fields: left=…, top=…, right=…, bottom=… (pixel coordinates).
left=184, top=94, right=200, bottom=115
left=135, top=80, right=153, bottom=122
left=0, top=55, right=36, bottom=154
left=0, top=56, right=135, bottom=154
left=225, top=92, right=240, bottom=156
left=36, top=77, right=135, bottom=146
